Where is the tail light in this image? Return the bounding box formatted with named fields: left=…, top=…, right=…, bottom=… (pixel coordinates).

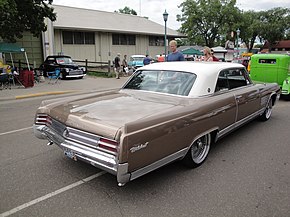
left=35, top=114, right=52, bottom=126
left=98, top=138, right=119, bottom=154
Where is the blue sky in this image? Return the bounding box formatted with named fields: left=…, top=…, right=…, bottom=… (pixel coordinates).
left=53, top=0, right=290, bottom=30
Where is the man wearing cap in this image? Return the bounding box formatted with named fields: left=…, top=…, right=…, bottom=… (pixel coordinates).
left=114, top=53, right=121, bottom=79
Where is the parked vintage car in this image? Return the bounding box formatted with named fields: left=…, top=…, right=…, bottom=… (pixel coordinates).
left=39, top=55, right=85, bottom=79
left=33, top=62, right=280, bottom=186
left=128, top=55, right=146, bottom=71
left=248, top=54, right=290, bottom=99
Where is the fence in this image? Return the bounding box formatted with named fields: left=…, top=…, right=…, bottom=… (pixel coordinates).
left=73, top=59, right=112, bottom=74
left=6, top=59, right=112, bottom=75
left=6, top=60, right=34, bottom=70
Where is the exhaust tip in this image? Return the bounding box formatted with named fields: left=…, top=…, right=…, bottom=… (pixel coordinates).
left=47, top=141, right=54, bottom=146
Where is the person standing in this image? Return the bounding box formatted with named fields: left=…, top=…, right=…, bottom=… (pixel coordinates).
left=211, top=49, right=220, bottom=61
left=203, top=47, right=213, bottom=61
left=157, top=54, right=165, bottom=62
left=122, top=54, right=128, bottom=76
left=166, top=40, right=185, bottom=62
left=143, top=54, right=151, bottom=65
left=114, top=53, right=121, bottom=79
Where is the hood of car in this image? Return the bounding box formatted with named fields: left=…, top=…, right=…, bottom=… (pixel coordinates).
left=58, top=63, right=79, bottom=69
left=38, top=90, right=183, bottom=139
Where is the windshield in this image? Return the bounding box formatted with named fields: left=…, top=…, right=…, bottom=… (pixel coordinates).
left=56, top=57, right=73, bottom=64
left=130, top=57, right=145, bottom=62
left=124, top=70, right=196, bottom=96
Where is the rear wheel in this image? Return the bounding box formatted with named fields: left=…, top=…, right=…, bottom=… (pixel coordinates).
left=183, top=133, right=211, bottom=168
left=259, top=97, right=273, bottom=121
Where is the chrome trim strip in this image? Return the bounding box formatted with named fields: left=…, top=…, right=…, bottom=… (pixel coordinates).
left=218, top=108, right=264, bottom=139
left=66, top=74, right=84, bottom=78
left=130, top=148, right=188, bottom=181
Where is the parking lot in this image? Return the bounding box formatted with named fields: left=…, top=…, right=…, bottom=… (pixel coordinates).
left=1, top=76, right=290, bottom=217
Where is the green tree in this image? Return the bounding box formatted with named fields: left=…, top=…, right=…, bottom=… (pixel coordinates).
left=177, top=0, right=240, bottom=47
left=0, top=0, right=56, bottom=43
left=258, top=7, right=290, bottom=51
left=233, top=10, right=262, bottom=52
left=115, top=6, right=137, bottom=15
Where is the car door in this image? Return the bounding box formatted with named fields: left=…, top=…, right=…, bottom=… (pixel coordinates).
left=226, top=68, right=260, bottom=123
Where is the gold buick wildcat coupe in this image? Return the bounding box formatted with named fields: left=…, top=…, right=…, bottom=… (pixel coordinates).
left=33, top=62, right=280, bottom=186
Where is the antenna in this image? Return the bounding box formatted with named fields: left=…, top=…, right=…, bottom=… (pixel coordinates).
left=139, top=0, right=141, bottom=16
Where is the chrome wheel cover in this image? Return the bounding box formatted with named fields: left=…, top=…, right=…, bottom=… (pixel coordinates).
left=191, top=134, right=211, bottom=164
left=265, top=99, right=273, bottom=119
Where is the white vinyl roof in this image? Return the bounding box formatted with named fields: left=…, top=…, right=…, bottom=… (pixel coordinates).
left=52, top=5, right=185, bottom=37
left=137, top=61, right=245, bottom=97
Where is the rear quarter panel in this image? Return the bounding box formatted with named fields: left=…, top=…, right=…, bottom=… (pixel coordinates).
left=119, top=95, right=237, bottom=172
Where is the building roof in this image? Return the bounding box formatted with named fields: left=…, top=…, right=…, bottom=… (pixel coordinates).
left=52, top=5, right=185, bottom=37
left=263, top=40, right=290, bottom=49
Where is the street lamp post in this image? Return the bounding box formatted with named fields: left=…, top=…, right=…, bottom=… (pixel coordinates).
left=236, top=28, right=240, bottom=58
left=163, top=10, right=168, bottom=61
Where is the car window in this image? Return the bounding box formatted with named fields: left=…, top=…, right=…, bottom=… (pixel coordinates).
left=215, top=68, right=250, bottom=92
left=132, top=57, right=145, bottom=61
left=124, top=70, right=196, bottom=96
left=46, top=58, right=55, bottom=64
left=258, top=59, right=276, bottom=64
left=56, top=57, right=73, bottom=64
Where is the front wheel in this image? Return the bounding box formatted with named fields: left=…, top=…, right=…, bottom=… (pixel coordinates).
left=259, top=97, right=273, bottom=121
left=59, top=72, right=66, bottom=80
left=182, top=133, right=211, bottom=168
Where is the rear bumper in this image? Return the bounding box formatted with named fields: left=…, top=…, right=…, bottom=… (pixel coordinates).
left=33, top=124, right=130, bottom=184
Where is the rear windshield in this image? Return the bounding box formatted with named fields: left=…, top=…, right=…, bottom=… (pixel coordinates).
left=124, top=70, right=196, bottom=96
left=258, top=59, right=276, bottom=64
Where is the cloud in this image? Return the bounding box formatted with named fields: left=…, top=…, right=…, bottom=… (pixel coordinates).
left=53, top=0, right=290, bottom=30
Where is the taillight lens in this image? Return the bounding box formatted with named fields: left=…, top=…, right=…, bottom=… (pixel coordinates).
left=35, top=114, right=52, bottom=126
left=98, top=137, right=119, bottom=154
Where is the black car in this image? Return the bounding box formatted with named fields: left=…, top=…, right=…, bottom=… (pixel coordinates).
left=40, top=55, right=85, bottom=79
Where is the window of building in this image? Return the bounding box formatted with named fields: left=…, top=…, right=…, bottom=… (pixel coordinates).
left=149, top=36, right=165, bottom=46
left=74, top=32, right=84, bottom=44
left=84, top=32, right=95, bottom=44
left=112, top=34, right=136, bottom=45
left=63, top=31, right=73, bottom=44
left=62, top=31, right=95, bottom=45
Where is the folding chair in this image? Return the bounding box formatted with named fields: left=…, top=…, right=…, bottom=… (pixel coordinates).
left=0, top=73, right=12, bottom=90
left=48, top=69, right=61, bottom=84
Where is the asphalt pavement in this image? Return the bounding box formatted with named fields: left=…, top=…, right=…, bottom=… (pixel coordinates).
left=0, top=75, right=129, bottom=101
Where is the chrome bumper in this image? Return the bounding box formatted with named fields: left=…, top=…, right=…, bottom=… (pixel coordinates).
left=33, top=124, right=130, bottom=185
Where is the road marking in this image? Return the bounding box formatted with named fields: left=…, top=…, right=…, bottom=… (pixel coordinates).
left=0, top=171, right=106, bottom=217
left=0, top=127, right=32, bottom=136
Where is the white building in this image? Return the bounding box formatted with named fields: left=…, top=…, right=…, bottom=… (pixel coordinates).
left=43, top=5, right=184, bottom=62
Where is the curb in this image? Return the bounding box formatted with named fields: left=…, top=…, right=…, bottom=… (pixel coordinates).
left=0, top=90, right=78, bottom=102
